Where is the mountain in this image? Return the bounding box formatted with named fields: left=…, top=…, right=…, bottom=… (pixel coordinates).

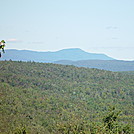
left=0, top=61, right=134, bottom=133
left=1, top=48, right=133, bottom=72
left=55, top=60, right=134, bottom=72
left=0, top=48, right=114, bottom=62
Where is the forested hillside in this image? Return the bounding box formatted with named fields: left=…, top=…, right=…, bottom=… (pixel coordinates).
left=0, top=61, right=134, bottom=134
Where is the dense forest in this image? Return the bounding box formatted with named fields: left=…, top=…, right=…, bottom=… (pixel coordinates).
left=0, top=61, right=134, bottom=134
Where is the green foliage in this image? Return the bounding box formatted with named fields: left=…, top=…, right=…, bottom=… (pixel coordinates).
left=0, top=61, right=134, bottom=133
left=14, top=125, right=27, bottom=134
left=56, top=120, right=89, bottom=134
left=102, top=107, right=132, bottom=134
left=103, top=107, right=120, bottom=130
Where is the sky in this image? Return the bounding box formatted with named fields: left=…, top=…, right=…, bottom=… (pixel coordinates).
left=0, top=0, right=134, bottom=60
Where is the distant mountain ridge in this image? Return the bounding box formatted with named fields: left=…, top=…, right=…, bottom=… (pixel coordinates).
left=0, top=48, right=114, bottom=62
left=1, top=48, right=134, bottom=71
left=55, top=60, right=134, bottom=71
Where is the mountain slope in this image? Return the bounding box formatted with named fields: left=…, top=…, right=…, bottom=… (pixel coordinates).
left=0, top=48, right=114, bottom=62
left=0, top=61, right=134, bottom=133
left=55, top=60, right=134, bottom=71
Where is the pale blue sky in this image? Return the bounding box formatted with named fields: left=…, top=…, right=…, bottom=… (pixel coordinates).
left=0, top=0, right=134, bottom=60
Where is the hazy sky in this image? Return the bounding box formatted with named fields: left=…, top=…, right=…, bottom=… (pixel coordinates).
left=0, top=0, right=134, bottom=60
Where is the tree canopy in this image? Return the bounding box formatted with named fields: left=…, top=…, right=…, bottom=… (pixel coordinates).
left=0, top=61, right=134, bottom=133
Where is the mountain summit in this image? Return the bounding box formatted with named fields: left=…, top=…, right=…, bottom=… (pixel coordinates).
left=0, top=48, right=114, bottom=62
left=54, top=48, right=114, bottom=60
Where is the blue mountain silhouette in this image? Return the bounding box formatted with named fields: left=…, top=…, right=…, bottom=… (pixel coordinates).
left=1, top=48, right=114, bottom=62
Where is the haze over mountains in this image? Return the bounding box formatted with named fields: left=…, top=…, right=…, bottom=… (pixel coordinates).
left=1, top=48, right=134, bottom=71
left=55, top=60, right=134, bottom=72
left=1, top=48, right=114, bottom=62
